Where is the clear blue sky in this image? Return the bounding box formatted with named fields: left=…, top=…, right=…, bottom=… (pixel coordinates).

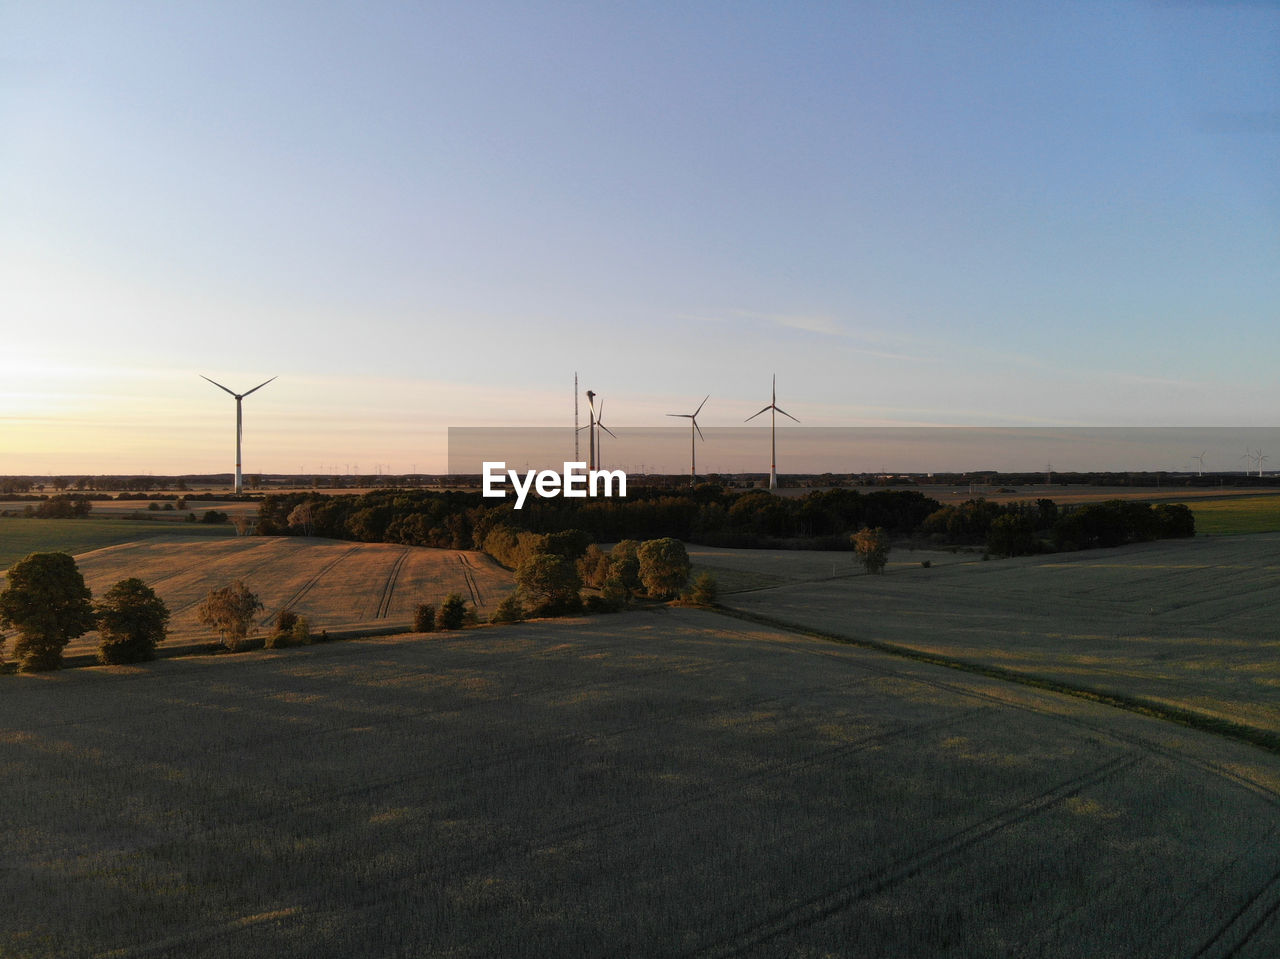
left=3, top=1, right=1278, bottom=474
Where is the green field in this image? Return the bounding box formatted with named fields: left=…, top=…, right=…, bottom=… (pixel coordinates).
left=0, top=516, right=235, bottom=571
left=1181, top=494, right=1280, bottom=535
left=5, top=612, right=1280, bottom=958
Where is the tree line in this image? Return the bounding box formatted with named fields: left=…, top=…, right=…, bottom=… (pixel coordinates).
left=254, top=485, right=1194, bottom=557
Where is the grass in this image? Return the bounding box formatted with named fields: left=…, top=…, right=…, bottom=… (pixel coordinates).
left=0, top=516, right=235, bottom=572
left=4, top=612, right=1280, bottom=957
left=1179, top=493, right=1280, bottom=535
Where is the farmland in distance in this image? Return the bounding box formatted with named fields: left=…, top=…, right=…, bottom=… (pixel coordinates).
left=66, top=537, right=512, bottom=651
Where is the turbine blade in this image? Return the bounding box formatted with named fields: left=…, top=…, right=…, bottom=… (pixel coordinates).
left=744, top=406, right=771, bottom=422
left=693, top=395, right=709, bottom=417
left=599, top=423, right=618, bottom=439
left=775, top=406, right=800, bottom=423
left=667, top=413, right=691, bottom=419
left=201, top=375, right=237, bottom=397
left=242, top=375, right=277, bottom=397
left=694, top=420, right=705, bottom=442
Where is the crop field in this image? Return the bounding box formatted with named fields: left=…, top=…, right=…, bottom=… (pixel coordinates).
left=0, top=516, right=236, bottom=572
left=717, top=534, right=1280, bottom=740
left=4, top=610, right=1280, bottom=958
left=64, top=537, right=512, bottom=651
left=1179, top=493, right=1280, bottom=535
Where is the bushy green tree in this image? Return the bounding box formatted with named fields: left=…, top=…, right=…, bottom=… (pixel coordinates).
left=515, top=554, right=583, bottom=615
left=490, top=592, right=525, bottom=623
left=577, top=544, right=612, bottom=588
left=637, top=538, right=690, bottom=599
left=196, top=580, right=263, bottom=651
left=852, top=527, right=890, bottom=574
left=0, top=552, right=95, bottom=671
left=608, top=540, right=643, bottom=594
left=438, top=593, right=467, bottom=630
left=986, top=514, right=1038, bottom=557
left=94, top=578, right=170, bottom=664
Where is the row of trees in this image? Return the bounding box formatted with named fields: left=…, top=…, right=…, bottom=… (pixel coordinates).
left=255, top=485, right=1195, bottom=561
left=0, top=553, right=170, bottom=671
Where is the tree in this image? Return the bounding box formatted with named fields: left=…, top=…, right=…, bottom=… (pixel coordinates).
left=196, top=580, right=263, bottom=651
left=515, top=554, right=583, bottom=615
left=608, top=540, right=643, bottom=595
left=986, top=514, right=1038, bottom=558
left=0, top=552, right=96, bottom=671
left=851, top=526, right=890, bottom=574
left=438, top=593, right=467, bottom=630
left=94, top=578, right=171, bottom=664
left=413, top=603, right=436, bottom=632
left=637, top=538, right=691, bottom=599
left=490, top=592, right=525, bottom=623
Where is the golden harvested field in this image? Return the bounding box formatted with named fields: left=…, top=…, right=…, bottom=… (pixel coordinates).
left=67, top=536, right=513, bottom=651
left=5, top=610, right=1280, bottom=957
left=713, top=534, right=1280, bottom=738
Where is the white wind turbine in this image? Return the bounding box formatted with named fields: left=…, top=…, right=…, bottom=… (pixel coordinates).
left=202, top=375, right=276, bottom=493
left=744, top=374, right=799, bottom=490
left=1193, top=451, right=1206, bottom=476
left=667, top=396, right=709, bottom=487
left=593, top=397, right=618, bottom=470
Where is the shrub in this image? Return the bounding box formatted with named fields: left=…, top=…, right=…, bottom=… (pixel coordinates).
left=583, top=593, right=622, bottom=614
left=690, top=572, right=718, bottom=606
left=291, top=616, right=312, bottom=645
left=201, top=509, right=229, bottom=525
left=577, top=544, right=612, bottom=588
left=438, top=593, right=467, bottom=630
left=413, top=603, right=436, bottom=632
left=95, top=578, right=170, bottom=664
left=852, top=527, right=890, bottom=575
left=491, top=593, right=524, bottom=623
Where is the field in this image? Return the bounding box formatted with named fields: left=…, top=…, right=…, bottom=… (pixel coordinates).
left=5, top=611, right=1280, bottom=958
left=63, top=536, right=513, bottom=652
left=0, top=515, right=236, bottom=572
left=702, top=534, right=1280, bottom=740
left=1180, top=493, right=1280, bottom=535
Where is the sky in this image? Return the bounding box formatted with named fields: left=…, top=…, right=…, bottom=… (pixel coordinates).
left=3, top=1, right=1279, bottom=475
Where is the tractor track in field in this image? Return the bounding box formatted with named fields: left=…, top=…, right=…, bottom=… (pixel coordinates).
left=374, top=548, right=411, bottom=619
left=685, top=752, right=1142, bottom=959
left=258, top=544, right=363, bottom=626
left=458, top=553, right=482, bottom=606
left=1193, top=858, right=1280, bottom=959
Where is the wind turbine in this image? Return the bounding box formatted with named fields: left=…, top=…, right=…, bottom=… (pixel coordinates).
left=593, top=397, right=618, bottom=470
left=667, top=396, right=708, bottom=487
left=1193, top=451, right=1206, bottom=477
left=744, top=374, right=799, bottom=490
left=202, top=375, right=276, bottom=493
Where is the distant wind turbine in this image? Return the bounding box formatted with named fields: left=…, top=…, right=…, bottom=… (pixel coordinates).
left=202, top=375, right=276, bottom=493
left=1193, top=451, right=1206, bottom=476
left=667, top=396, right=709, bottom=487
left=744, top=374, right=799, bottom=490
left=593, top=397, right=618, bottom=470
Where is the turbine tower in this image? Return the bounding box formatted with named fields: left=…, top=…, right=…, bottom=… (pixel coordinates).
left=202, top=375, right=276, bottom=493
left=744, top=374, right=799, bottom=490
left=667, top=396, right=708, bottom=487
